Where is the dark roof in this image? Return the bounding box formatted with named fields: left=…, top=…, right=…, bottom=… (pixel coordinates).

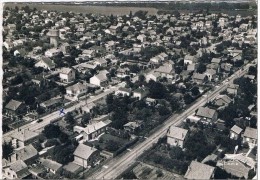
left=41, top=57, right=56, bottom=68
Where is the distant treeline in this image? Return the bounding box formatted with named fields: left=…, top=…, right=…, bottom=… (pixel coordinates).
left=74, top=2, right=256, bottom=10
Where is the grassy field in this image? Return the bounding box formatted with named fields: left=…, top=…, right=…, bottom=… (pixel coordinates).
left=4, top=2, right=256, bottom=16
left=4, top=3, right=158, bottom=16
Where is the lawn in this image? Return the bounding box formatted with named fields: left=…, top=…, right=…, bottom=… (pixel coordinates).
left=91, top=133, right=129, bottom=153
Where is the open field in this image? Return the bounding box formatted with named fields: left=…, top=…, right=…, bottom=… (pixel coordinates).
left=4, top=2, right=256, bottom=16
left=3, top=3, right=158, bottom=16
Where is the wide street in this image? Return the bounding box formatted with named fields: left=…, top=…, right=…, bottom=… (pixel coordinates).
left=88, top=62, right=253, bottom=180
left=2, top=85, right=119, bottom=141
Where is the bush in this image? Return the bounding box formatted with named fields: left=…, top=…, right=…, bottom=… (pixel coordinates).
left=156, top=169, right=163, bottom=177
left=45, top=139, right=59, bottom=147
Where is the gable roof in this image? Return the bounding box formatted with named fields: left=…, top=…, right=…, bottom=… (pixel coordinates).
left=211, top=58, right=221, bottom=64
left=10, top=160, right=27, bottom=172
left=193, top=73, right=207, bottom=80
left=66, top=83, right=87, bottom=92
left=184, top=55, right=197, bottom=62
left=155, top=64, right=174, bottom=74
left=41, top=57, right=56, bottom=68
left=243, top=127, right=257, bottom=140
left=167, top=126, right=188, bottom=141
left=196, top=107, right=217, bottom=119
left=74, top=120, right=112, bottom=135
left=40, top=158, right=62, bottom=171
left=231, top=125, right=243, bottom=134
left=5, top=99, right=23, bottom=111
left=11, top=129, right=39, bottom=142
left=95, top=72, right=107, bottom=82
left=60, top=67, right=73, bottom=75
left=73, top=144, right=97, bottom=160
left=14, top=144, right=38, bottom=162
left=184, top=161, right=215, bottom=179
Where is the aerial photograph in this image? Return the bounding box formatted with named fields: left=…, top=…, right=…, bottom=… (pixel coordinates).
left=1, top=0, right=257, bottom=179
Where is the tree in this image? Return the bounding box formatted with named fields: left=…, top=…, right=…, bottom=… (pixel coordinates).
left=191, top=86, right=200, bottom=96
left=148, top=81, right=167, bottom=99
left=158, top=105, right=171, bottom=116
left=196, top=63, right=206, bottom=73
left=248, top=66, right=257, bottom=77
left=43, top=124, right=61, bottom=139
left=138, top=74, right=145, bottom=82
left=45, top=139, right=59, bottom=147
left=59, top=131, right=69, bottom=143
left=2, top=141, right=13, bottom=159
left=64, top=112, right=75, bottom=125
left=122, top=171, right=137, bottom=179
left=169, top=146, right=184, bottom=160
left=81, top=113, right=91, bottom=125
left=184, top=93, right=194, bottom=105
left=105, top=140, right=120, bottom=152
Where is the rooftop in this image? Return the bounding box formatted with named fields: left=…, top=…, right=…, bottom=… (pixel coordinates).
left=184, top=161, right=215, bottom=179
left=73, top=144, right=97, bottom=160
left=167, top=126, right=188, bottom=141
left=243, top=127, right=257, bottom=140
left=196, top=106, right=217, bottom=119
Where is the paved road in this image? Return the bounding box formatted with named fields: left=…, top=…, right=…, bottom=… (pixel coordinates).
left=3, top=86, right=119, bottom=141
left=88, top=63, right=252, bottom=180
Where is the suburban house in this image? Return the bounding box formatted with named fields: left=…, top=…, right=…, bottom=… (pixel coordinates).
left=44, top=48, right=61, bottom=58
left=242, top=127, right=257, bottom=146
left=10, top=144, right=38, bottom=165
left=39, top=158, right=62, bottom=174
left=40, top=97, right=63, bottom=111
left=192, top=73, right=208, bottom=84
left=145, top=97, right=157, bottom=106
left=11, top=129, right=40, bottom=148
left=213, top=95, right=232, bottom=108
left=133, top=87, right=149, bottom=100
left=227, top=84, right=239, bottom=95
left=115, top=87, right=132, bottom=97
left=35, top=57, right=56, bottom=70
left=93, top=58, right=107, bottom=67
left=66, top=83, right=88, bottom=98
left=154, top=63, right=175, bottom=79
left=5, top=99, right=26, bottom=117
left=184, top=55, right=197, bottom=65
left=184, top=161, right=215, bottom=179
left=211, top=58, right=222, bottom=64
left=146, top=71, right=161, bottom=82
left=73, top=144, right=100, bottom=168
left=89, top=70, right=108, bottom=87
left=167, top=126, right=188, bottom=149
left=195, top=106, right=218, bottom=124
left=205, top=69, right=217, bottom=81
left=3, top=160, right=31, bottom=179
left=230, top=125, right=243, bottom=140
left=59, top=67, right=75, bottom=83
left=116, top=68, right=130, bottom=78
left=217, top=154, right=256, bottom=179
left=73, top=120, right=112, bottom=141
left=81, top=102, right=96, bottom=114
left=123, top=121, right=143, bottom=133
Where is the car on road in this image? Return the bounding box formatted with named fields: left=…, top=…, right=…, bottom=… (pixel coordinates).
left=37, top=119, right=43, bottom=123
